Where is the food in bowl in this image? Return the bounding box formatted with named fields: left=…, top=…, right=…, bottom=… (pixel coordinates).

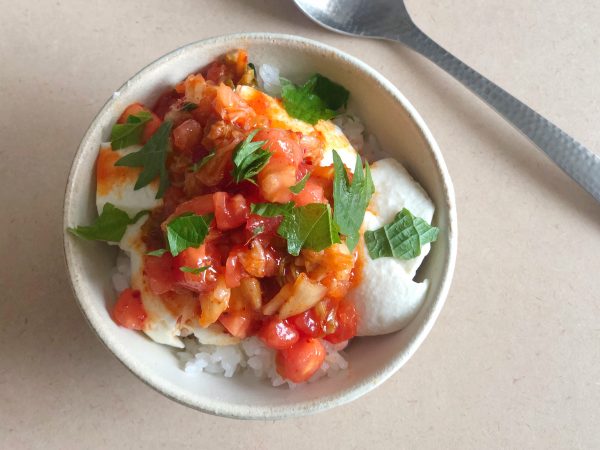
left=68, top=49, right=439, bottom=386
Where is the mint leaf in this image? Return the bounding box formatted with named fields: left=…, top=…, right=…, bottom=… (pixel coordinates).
left=181, top=102, right=198, bottom=112
left=115, top=120, right=172, bottom=199
left=232, top=130, right=272, bottom=183
left=190, top=149, right=216, bottom=172
left=332, top=151, right=374, bottom=251
left=251, top=202, right=340, bottom=256
left=251, top=202, right=295, bottom=217
left=179, top=265, right=210, bottom=274
left=279, top=203, right=340, bottom=256
left=67, top=203, right=147, bottom=242
left=312, top=74, right=350, bottom=110
left=147, top=248, right=168, bottom=256
left=364, top=208, right=439, bottom=260
left=289, top=173, right=310, bottom=194
left=166, top=212, right=213, bottom=256
left=280, top=74, right=349, bottom=125
left=110, top=111, right=152, bottom=150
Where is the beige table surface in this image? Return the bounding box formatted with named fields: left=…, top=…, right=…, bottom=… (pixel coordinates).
left=1, top=0, right=599, bottom=448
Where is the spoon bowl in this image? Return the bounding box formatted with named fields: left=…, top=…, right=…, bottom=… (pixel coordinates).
left=294, top=0, right=600, bottom=202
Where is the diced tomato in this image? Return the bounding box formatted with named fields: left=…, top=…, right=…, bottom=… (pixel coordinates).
left=296, top=163, right=311, bottom=180
left=235, top=181, right=263, bottom=204
left=290, top=296, right=338, bottom=338
left=257, top=162, right=296, bottom=203
left=276, top=338, right=326, bottom=383
left=173, top=194, right=215, bottom=217
left=225, top=246, right=248, bottom=288
left=254, top=128, right=303, bottom=166
left=219, top=310, right=256, bottom=339
left=253, top=128, right=305, bottom=202
left=245, top=214, right=282, bottom=238
left=291, top=309, right=322, bottom=338
left=153, top=88, right=182, bottom=119
left=293, top=178, right=326, bottom=206
left=325, top=300, right=358, bottom=344
left=172, top=246, right=217, bottom=292
left=143, top=253, right=175, bottom=295
left=213, top=192, right=249, bottom=230
left=205, top=62, right=228, bottom=83
left=117, top=103, right=162, bottom=143
left=213, top=84, right=256, bottom=129
left=113, top=288, right=146, bottom=330
left=258, top=319, right=299, bottom=350
left=173, top=119, right=202, bottom=153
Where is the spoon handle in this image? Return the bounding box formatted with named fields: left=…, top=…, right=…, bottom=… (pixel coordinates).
left=399, top=27, right=600, bottom=202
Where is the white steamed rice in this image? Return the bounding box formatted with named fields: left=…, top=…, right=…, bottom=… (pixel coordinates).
left=108, top=64, right=386, bottom=387
left=257, top=63, right=282, bottom=97
left=111, top=251, right=349, bottom=388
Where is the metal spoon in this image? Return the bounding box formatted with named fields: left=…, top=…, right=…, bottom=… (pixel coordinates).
left=294, top=0, right=600, bottom=202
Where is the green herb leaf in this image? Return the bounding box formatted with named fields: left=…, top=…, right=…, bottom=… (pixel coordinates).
left=280, top=74, right=349, bottom=125
left=279, top=203, right=340, bottom=256
left=251, top=201, right=340, bottom=255
left=114, top=121, right=172, bottom=199
left=147, top=248, right=168, bottom=256
left=166, top=212, right=213, bottom=256
left=181, top=102, right=198, bottom=112
left=190, top=149, right=216, bottom=172
left=179, top=265, right=210, bottom=274
left=231, top=130, right=272, bottom=183
left=250, top=202, right=295, bottom=217
left=67, top=203, right=147, bottom=242
left=311, top=74, right=350, bottom=110
left=289, top=173, right=310, bottom=194
left=110, top=111, right=153, bottom=150
left=364, top=208, right=439, bottom=260
left=332, top=151, right=374, bottom=251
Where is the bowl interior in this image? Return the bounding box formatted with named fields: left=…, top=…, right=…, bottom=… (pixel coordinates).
left=64, top=34, right=456, bottom=419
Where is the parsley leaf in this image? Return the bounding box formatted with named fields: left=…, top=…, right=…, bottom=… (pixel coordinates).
left=364, top=208, right=439, bottom=260
left=110, top=111, right=152, bottom=150
left=147, top=248, right=168, bottom=256
left=190, top=149, right=216, bottom=172
left=67, top=203, right=147, bottom=242
left=252, top=202, right=340, bottom=256
left=280, top=74, right=349, bottom=125
left=289, top=173, right=310, bottom=194
left=166, top=212, right=213, bottom=256
left=332, top=151, right=374, bottom=251
left=181, top=102, right=198, bottom=112
left=231, top=130, right=272, bottom=183
left=179, top=265, right=210, bottom=274
left=114, top=121, right=172, bottom=199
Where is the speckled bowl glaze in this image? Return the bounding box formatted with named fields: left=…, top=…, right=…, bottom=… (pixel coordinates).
left=63, top=33, right=457, bottom=419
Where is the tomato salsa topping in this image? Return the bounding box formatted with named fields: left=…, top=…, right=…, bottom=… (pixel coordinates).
left=68, top=49, right=440, bottom=383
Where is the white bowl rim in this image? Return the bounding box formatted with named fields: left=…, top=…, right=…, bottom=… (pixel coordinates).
left=63, top=32, right=457, bottom=420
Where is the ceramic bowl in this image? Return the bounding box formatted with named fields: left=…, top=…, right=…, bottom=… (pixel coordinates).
left=63, top=33, right=457, bottom=419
